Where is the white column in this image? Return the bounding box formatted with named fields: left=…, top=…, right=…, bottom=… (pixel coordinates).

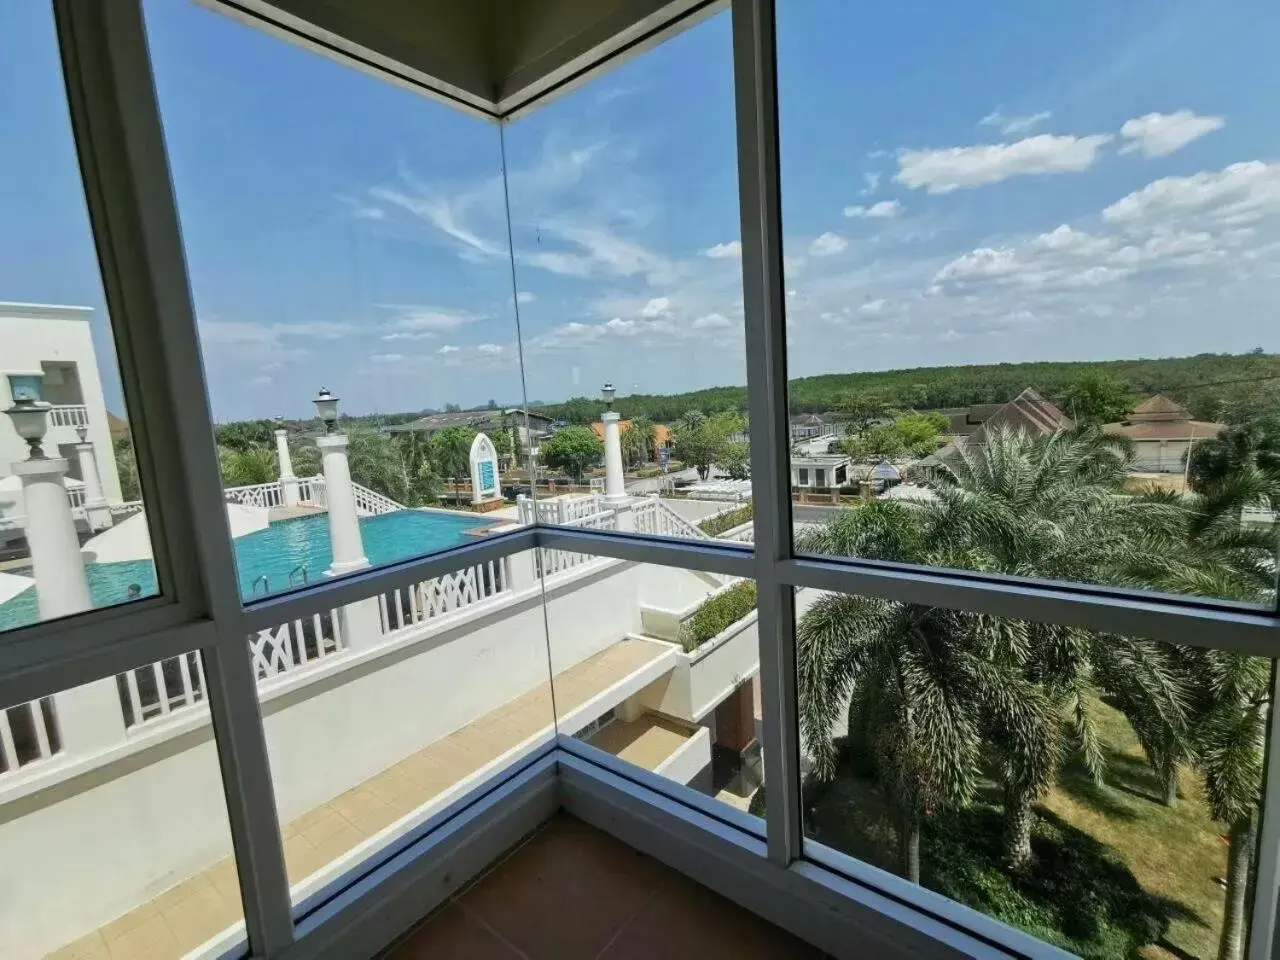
left=317, top=434, right=382, bottom=647
left=75, top=440, right=113, bottom=530
left=602, top=411, right=626, bottom=504
left=14, top=457, right=90, bottom=619
left=275, top=428, right=300, bottom=507
left=14, top=456, right=127, bottom=753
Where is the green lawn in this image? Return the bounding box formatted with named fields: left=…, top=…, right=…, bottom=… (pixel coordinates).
left=803, top=702, right=1233, bottom=959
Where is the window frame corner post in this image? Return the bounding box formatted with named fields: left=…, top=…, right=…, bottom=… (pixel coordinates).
left=51, top=0, right=294, bottom=952
left=730, top=0, right=803, bottom=867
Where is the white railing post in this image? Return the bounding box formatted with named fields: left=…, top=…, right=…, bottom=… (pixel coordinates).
left=53, top=678, right=128, bottom=756
left=275, top=429, right=300, bottom=507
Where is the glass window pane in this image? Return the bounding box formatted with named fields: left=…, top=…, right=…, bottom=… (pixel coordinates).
left=542, top=546, right=764, bottom=820
left=143, top=0, right=536, bottom=602
left=504, top=11, right=753, bottom=544
left=1, top=651, right=245, bottom=959
left=795, top=584, right=1267, bottom=959
left=777, top=0, right=1280, bottom=607
left=0, top=2, right=161, bottom=636
left=250, top=545, right=554, bottom=909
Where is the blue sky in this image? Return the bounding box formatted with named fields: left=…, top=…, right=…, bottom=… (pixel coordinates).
left=4, top=1, right=1280, bottom=422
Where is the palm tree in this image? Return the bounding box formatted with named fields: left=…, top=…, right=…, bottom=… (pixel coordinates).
left=798, top=592, right=1055, bottom=882
left=1187, top=418, right=1280, bottom=503
left=799, top=428, right=1190, bottom=869
left=219, top=446, right=276, bottom=486
left=621, top=416, right=655, bottom=467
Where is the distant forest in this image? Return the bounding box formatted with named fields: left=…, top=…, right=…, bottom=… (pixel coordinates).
left=533, top=352, right=1280, bottom=426
left=217, top=353, right=1280, bottom=435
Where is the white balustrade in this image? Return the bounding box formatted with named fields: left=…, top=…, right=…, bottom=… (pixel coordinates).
left=118, top=653, right=208, bottom=728
left=0, top=699, right=59, bottom=776
left=66, top=487, right=86, bottom=509
left=225, top=477, right=404, bottom=516
left=249, top=611, right=344, bottom=681
left=108, top=500, right=144, bottom=519
left=378, top=559, right=510, bottom=634
left=48, top=405, right=89, bottom=429
left=631, top=498, right=711, bottom=540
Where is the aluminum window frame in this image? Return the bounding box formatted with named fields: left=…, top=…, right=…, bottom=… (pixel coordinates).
left=2, top=0, right=1274, bottom=957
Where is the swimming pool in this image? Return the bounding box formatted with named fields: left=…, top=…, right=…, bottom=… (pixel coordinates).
left=0, top=509, right=489, bottom=630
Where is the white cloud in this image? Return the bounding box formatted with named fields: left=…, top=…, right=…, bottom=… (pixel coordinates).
left=384, top=307, right=478, bottom=337
left=935, top=247, right=1021, bottom=283
left=703, top=240, right=742, bottom=259
left=861, top=172, right=881, bottom=195
left=605, top=317, right=640, bottom=335
left=369, top=353, right=404, bottom=362
left=370, top=187, right=506, bottom=260
left=437, top=345, right=460, bottom=354
left=516, top=291, right=537, bottom=304
left=810, top=232, right=848, bottom=257
left=1103, top=161, right=1280, bottom=227
left=693, top=312, right=732, bottom=330
left=843, top=199, right=903, bottom=219
left=896, top=134, right=1113, bottom=194
left=979, top=110, right=1052, bottom=135
left=476, top=343, right=504, bottom=355
left=1119, top=111, right=1224, bottom=157
left=639, top=296, right=671, bottom=318
left=859, top=299, right=887, bottom=315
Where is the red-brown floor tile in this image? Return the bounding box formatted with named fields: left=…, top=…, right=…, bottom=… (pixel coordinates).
left=387, top=903, right=521, bottom=959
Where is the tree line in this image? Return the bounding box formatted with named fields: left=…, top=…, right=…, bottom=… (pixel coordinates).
left=534, top=351, right=1280, bottom=427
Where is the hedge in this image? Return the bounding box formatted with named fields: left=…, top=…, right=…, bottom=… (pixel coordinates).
left=698, top=500, right=754, bottom=537
left=679, top=581, right=757, bottom=652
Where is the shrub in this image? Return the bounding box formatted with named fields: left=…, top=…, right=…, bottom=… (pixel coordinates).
left=698, top=501, right=753, bottom=537
left=678, top=581, right=757, bottom=651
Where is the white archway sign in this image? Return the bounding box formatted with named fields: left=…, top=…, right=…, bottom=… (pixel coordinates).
left=469, top=432, right=501, bottom=504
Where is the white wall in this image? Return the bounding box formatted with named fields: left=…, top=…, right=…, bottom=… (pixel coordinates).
left=0, top=304, right=122, bottom=502
left=653, top=725, right=712, bottom=790
left=661, top=498, right=730, bottom=523
left=1131, top=438, right=1190, bottom=473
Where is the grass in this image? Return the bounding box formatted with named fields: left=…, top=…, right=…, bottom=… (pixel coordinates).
left=678, top=581, right=757, bottom=652
left=803, top=701, right=1231, bottom=959
left=1045, top=702, right=1228, bottom=960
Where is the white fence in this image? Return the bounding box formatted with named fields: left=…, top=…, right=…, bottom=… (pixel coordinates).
left=48, top=404, right=89, bottom=429
left=249, top=611, right=344, bottom=681
left=118, top=653, right=208, bottom=729
left=378, top=560, right=508, bottom=634
left=0, top=699, right=59, bottom=776
left=224, top=477, right=404, bottom=516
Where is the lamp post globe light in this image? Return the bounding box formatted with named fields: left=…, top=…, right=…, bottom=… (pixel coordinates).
left=4, top=396, right=53, bottom=459
left=601, top=382, right=616, bottom=411
left=314, top=387, right=340, bottom=433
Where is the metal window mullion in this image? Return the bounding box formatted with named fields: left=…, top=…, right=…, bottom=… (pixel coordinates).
left=731, top=0, right=803, bottom=867
left=52, top=0, right=293, bottom=953
left=1247, top=663, right=1280, bottom=960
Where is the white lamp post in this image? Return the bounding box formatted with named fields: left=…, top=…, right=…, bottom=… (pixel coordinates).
left=74, top=424, right=113, bottom=531
left=6, top=398, right=128, bottom=753
left=4, top=397, right=91, bottom=619
left=599, top=382, right=633, bottom=529
left=312, top=388, right=381, bottom=647
left=274, top=416, right=300, bottom=508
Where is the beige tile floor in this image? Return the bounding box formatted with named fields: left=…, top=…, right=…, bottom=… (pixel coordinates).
left=587, top=715, right=695, bottom=771
left=45, top=638, right=669, bottom=960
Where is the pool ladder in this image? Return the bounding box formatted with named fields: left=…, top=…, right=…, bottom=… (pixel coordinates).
left=251, top=575, right=270, bottom=597
left=289, top=564, right=308, bottom=587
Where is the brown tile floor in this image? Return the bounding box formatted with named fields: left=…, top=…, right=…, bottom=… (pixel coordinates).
left=385, top=813, right=828, bottom=960
left=45, top=639, right=671, bottom=960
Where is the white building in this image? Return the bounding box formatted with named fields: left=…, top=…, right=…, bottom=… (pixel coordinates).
left=0, top=302, right=122, bottom=502
left=790, top=452, right=851, bottom=489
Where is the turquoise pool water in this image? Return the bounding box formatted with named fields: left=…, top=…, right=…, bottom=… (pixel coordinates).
left=0, top=509, right=487, bottom=631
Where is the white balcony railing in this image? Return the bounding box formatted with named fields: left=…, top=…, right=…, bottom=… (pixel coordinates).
left=119, top=652, right=208, bottom=728
left=0, top=699, right=59, bottom=775
left=48, top=404, right=89, bottom=429
left=632, top=498, right=711, bottom=540
left=378, top=560, right=508, bottom=634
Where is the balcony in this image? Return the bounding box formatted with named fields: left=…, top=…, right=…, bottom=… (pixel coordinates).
left=3, top=504, right=761, bottom=960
